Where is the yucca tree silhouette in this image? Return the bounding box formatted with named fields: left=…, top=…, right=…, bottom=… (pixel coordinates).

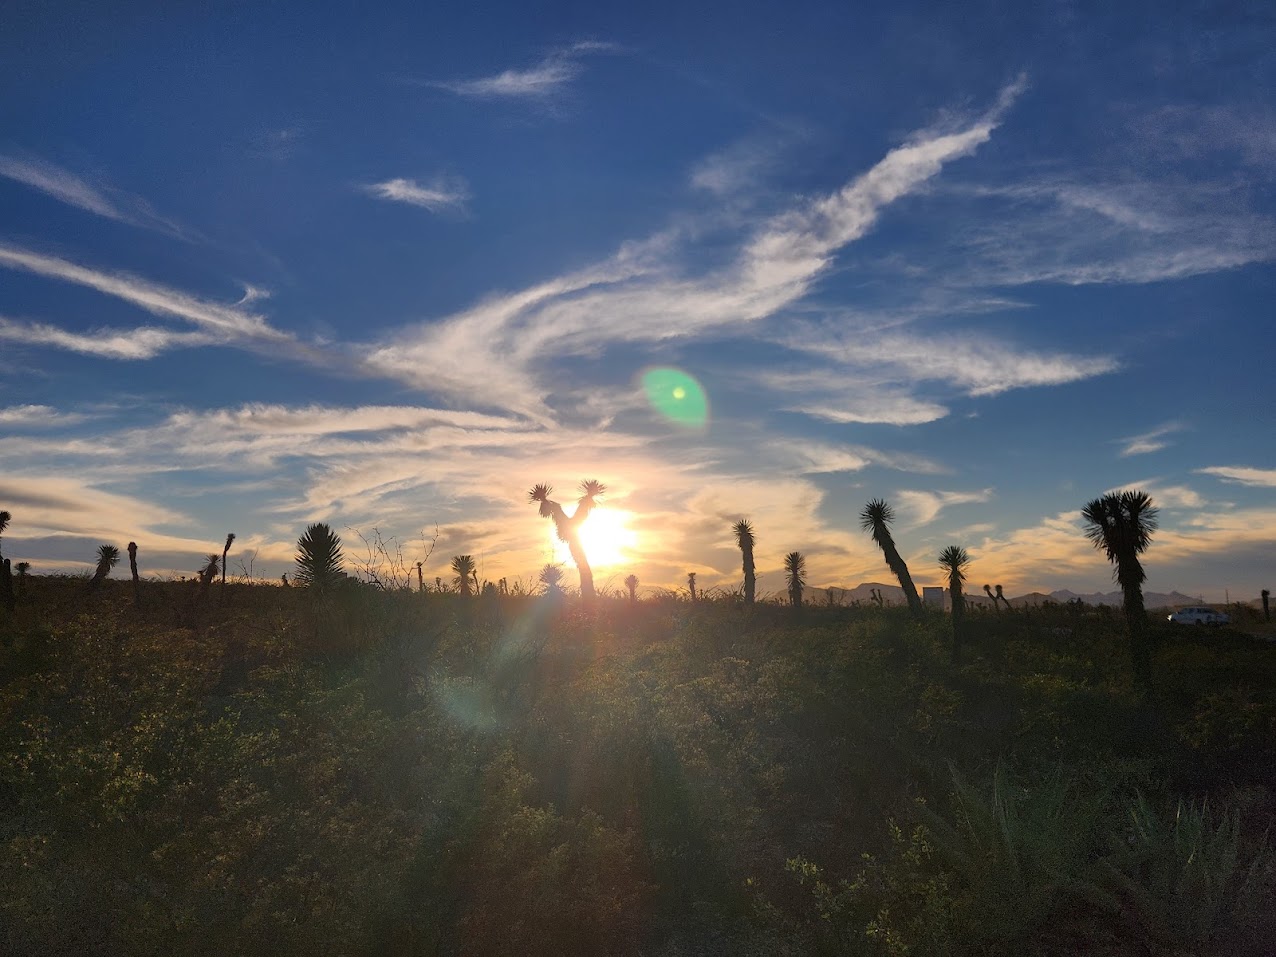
left=538, top=563, right=564, bottom=596
left=733, top=519, right=756, bottom=605
left=624, top=573, right=639, bottom=604
left=87, top=544, right=119, bottom=591
left=0, top=509, right=10, bottom=560
left=687, top=572, right=697, bottom=603
left=221, top=533, right=235, bottom=590
left=860, top=499, right=922, bottom=617
left=198, top=555, right=220, bottom=596
left=295, top=523, right=345, bottom=591
left=528, top=480, right=605, bottom=601
left=1082, top=490, right=1158, bottom=685
left=784, top=551, right=806, bottom=609
left=939, top=546, right=971, bottom=664
left=451, top=555, right=477, bottom=596
left=994, top=584, right=1010, bottom=611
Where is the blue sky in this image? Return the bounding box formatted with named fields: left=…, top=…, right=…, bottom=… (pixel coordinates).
left=2, top=1, right=1274, bottom=599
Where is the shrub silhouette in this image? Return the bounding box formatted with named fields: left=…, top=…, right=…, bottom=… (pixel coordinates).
left=295, top=523, right=345, bottom=591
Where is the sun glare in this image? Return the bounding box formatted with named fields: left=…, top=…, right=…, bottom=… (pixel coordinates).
left=553, top=508, right=638, bottom=569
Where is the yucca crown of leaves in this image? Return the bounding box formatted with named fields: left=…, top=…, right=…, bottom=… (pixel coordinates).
left=295, top=523, right=345, bottom=589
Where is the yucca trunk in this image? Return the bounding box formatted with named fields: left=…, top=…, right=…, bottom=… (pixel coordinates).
left=221, top=533, right=235, bottom=592
left=742, top=547, right=755, bottom=604
left=128, top=542, right=140, bottom=605
left=883, top=542, right=922, bottom=617
left=567, top=536, right=594, bottom=601
left=1117, top=553, right=1151, bottom=685
left=950, top=576, right=965, bottom=664
left=0, top=559, right=12, bottom=612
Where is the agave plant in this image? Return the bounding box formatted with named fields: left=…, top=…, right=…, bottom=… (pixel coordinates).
left=528, top=480, right=606, bottom=601
left=784, top=551, right=806, bottom=609
left=733, top=519, right=756, bottom=604
left=860, top=499, right=922, bottom=617
left=87, top=544, right=120, bottom=590
left=451, top=554, right=477, bottom=596
left=624, top=573, right=638, bottom=604
left=1082, top=490, right=1158, bottom=685
left=538, top=563, right=564, bottom=596
left=295, top=523, right=345, bottom=591
left=939, top=546, right=971, bottom=664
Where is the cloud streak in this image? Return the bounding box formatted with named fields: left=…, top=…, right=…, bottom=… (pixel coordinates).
left=424, top=42, right=614, bottom=99
left=1195, top=466, right=1276, bottom=488
left=362, top=177, right=469, bottom=213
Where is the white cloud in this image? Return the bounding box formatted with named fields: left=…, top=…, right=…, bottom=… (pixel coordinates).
left=0, top=316, right=215, bottom=359
left=1196, top=466, right=1276, bottom=488
left=0, top=405, right=89, bottom=427
left=1117, top=421, right=1186, bottom=456
left=426, top=42, right=614, bottom=99
left=896, top=488, right=993, bottom=527
left=363, top=177, right=469, bottom=213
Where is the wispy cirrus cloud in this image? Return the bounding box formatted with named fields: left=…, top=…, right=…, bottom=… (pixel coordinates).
left=424, top=41, right=615, bottom=99
left=896, top=488, right=994, bottom=527
left=362, top=176, right=469, bottom=213
left=0, top=318, right=214, bottom=359
left=0, top=153, right=188, bottom=237
left=0, top=404, right=91, bottom=427
left=1195, top=465, right=1276, bottom=488
left=1117, top=421, right=1186, bottom=456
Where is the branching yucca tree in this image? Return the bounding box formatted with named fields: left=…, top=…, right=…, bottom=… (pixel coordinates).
left=87, top=544, right=120, bottom=591
left=295, top=523, right=345, bottom=591
left=860, top=499, right=923, bottom=618
left=221, top=533, right=235, bottom=590
left=994, top=584, right=1010, bottom=611
left=1082, top=490, right=1159, bottom=686
left=624, top=573, right=639, bottom=604
left=983, top=583, right=1000, bottom=615
left=784, top=551, right=806, bottom=609
left=687, top=572, right=697, bottom=603
left=451, top=555, right=477, bottom=597
left=733, top=519, right=756, bottom=604
left=528, top=480, right=606, bottom=601
left=939, top=546, right=971, bottom=665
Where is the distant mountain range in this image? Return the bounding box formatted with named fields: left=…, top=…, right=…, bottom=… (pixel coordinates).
left=807, top=582, right=1206, bottom=610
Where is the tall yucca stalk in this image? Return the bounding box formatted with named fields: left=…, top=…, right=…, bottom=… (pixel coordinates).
left=528, top=479, right=605, bottom=601
left=221, top=533, right=235, bottom=590
left=860, top=499, right=922, bottom=617
left=624, top=573, right=638, bottom=604
left=733, top=519, right=756, bottom=605
left=784, top=551, right=806, bottom=609
left=127, top=541, right=140, bottom=605
left=87, top=544, right=119, bottom=591
left=687, top=572, right=697, bottom=603
left=295, top=523, right=345, bottom=591
left=0, top=509, right=10, bottom=560
left=451, top=555, right=477, bottom=596
left=1082, top=489, right=1158, bottom=686
left=939, top=545, right=971, bottom=665
left=983, top=583, right=1000, bottom=614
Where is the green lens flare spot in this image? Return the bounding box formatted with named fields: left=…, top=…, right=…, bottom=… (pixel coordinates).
left=642, top=367, right=708, bottom=427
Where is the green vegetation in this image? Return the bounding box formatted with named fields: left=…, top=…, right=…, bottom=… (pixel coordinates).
left=3, top=576, right=1273, bottom=956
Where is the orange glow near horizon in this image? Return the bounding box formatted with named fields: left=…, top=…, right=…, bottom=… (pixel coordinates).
left=553, top=508, right=639, bottom=569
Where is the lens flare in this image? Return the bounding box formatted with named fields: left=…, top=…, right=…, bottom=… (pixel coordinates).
left=642, top=367, right=708, bottom=427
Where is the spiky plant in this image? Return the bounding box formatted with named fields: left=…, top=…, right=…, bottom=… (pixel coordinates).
left=451, top=555, right=477, bottom=596
left=87, top=544, right=120, bottom=590
left=939, top=545, right=971, bottom=665
left=1082, top=490, right=1159, bottom=686
left=221, top=533, right=235, bottom=590
left=538, top=563, right=564, bottom=596
left=198, top=554, right=220, bottom=595
left=860, top=499, right=922, bottom=617
left=528, top=479, right=606, bottom=601
left=687, top=572, right=697, bottom=603
left=624, top=573, right=638, bottom=603
left=733, top=519, right=756, bottom=604
left=0, top=509, right=9, bottom=560
left=984, top=583, right=1000, bottom=614
left=784, top=551, right=806, bottom=609
left=294, top=523, right=345, bottom=591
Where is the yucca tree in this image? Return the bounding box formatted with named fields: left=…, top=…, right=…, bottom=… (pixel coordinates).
left=983, top=583, right=1000, bottom=614
left=624, top=573, right=639, bottom=604
left=528, top=479, right=605, bottom=601
left=687, top=572, right=697, bottom=603
left=939, top=545, right=971, bottom=664
left=733, top=519, right=756, bottom=604
left=87, top=544, right=120, bottom=590
left=416, top=561, right=424, bottom=593
left=784, top=551, right=806, bottom=609
left=860, top=499, right=923, bottom=617
left=14, top=561, right=29, bottom=597
left=451, top=554, right=477, bottom=596
left=0, top=509, right=10, bottom=560
left=538, top=563, right=564, bottom=596
left=127, top=541, right=141, bottom=604
left=995, top=584, right=1010, bottom=611
left=1082, top=490, right=1159, bottom=686
left=198, top=554, right=220, bottom=596
left=221, top=533, right=235, bottom=590
left=295, top=522, right=345, bottom=591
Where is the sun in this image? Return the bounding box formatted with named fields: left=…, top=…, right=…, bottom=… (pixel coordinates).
left=553, top=508, right=638, bottom=569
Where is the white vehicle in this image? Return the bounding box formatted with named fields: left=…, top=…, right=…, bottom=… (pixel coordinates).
left=1167, top=606, right=1230, bottom=626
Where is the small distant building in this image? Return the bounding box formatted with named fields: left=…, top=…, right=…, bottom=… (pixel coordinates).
left=922, top=586, right=946, bottom=609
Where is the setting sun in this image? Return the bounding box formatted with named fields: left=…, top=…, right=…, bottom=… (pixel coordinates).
left=554, top=507, right=638, bottom=569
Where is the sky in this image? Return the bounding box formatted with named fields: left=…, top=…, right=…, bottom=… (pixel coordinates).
left=1, top=0, right=1274, bottom=600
